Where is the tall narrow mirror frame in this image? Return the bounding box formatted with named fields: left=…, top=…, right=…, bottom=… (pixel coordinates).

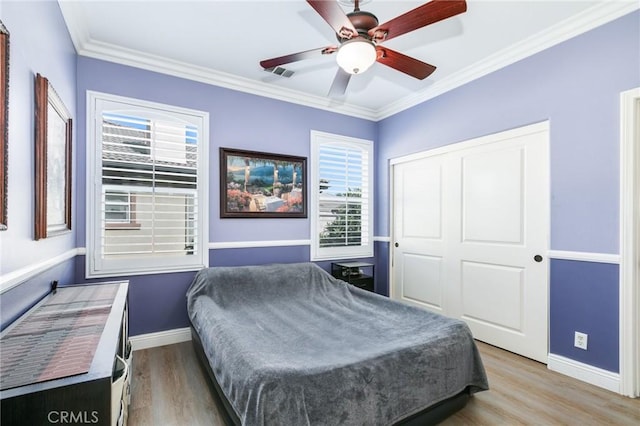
left=0, top=21, right=9, bottom=231
left=34, top=74, right=72, bottom=240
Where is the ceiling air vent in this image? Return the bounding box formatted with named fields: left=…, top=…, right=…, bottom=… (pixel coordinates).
left=265, top=66, right=294, bottom=78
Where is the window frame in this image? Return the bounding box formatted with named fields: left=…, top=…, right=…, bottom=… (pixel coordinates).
left=86, top=91, right=209, bottom=278
left=310, top=130, right=374, bottom=261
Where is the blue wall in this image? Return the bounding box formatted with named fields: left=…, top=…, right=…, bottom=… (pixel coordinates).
left=0, top=0, right=78, bottom=329
left=0, top=0, right=77, bottom=273
left=1, top=2, right=637, bottom=375
left=74, top=57, right=378, bottom=247
left=376, top=11, right=639, bottom=373
left=72, top=57, right=377, bottom=336
left=550, top=259, right=619, bottom=372
left=376, top=11, right=640, bottom=251
left=0, top=258, right=75, bottom=330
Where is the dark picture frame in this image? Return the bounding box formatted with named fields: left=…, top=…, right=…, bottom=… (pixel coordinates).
left=34, top=74, right=72, bottom=240
left=220, top=148, right=306, bottom=218
left=0, top=20, right=9, bottom=231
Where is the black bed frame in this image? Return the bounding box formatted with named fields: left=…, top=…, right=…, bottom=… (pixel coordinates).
left=190, top=324, right=471, bottom=425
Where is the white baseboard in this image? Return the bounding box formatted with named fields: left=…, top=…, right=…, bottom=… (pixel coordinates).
left=130, top=327, right=192, bottom=351
left=548, top=354, right=620, bottom=394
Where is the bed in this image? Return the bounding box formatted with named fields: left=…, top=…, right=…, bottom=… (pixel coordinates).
left=186, top=262, right=488, bottom=425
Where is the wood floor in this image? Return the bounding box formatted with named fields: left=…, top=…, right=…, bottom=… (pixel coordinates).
left=128, top=341, right=640, bottom=425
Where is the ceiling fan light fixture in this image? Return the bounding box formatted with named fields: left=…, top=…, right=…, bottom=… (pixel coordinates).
left=336, top=38, right=376, bottom=75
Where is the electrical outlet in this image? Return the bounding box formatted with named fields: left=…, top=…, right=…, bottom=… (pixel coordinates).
left=574, top=331, right=588, bottom=350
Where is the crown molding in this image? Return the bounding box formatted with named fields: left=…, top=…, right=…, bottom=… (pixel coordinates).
left=376, top=1, right=640, bottom=120
left=80, top=39, right=380, bottom=121
left=57, top=1, right=378, bottom=121
left=59, top=1, right=638, bottom=122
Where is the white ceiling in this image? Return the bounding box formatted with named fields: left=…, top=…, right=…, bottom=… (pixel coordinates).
left=59, top=0, right=638, bottom=120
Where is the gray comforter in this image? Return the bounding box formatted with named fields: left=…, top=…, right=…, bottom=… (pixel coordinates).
left=186, top=262, right=488, bottom=425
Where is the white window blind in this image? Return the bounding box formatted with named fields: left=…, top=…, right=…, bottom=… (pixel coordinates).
left=311, top=131, right=373, bottom=261
left=87, top=92, right=208, bottom=277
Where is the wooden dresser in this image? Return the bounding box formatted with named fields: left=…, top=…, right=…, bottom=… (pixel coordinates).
left=1, top=281, right=130, bottom=426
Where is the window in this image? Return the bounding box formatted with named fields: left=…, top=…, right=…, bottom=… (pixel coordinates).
left=310, top=131, right=373, bottom=261
left=105, top=191, right=132, bottom=223
left=87, top=92, right=208, bottom=277
left=104, top=190, right=142, bottom=230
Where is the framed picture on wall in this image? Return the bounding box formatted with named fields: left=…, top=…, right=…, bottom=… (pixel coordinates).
left=34, top=73, right=72, bottom=239
left=220, top=148, right=307, bottom=218
left=0, top=20, right=9, bottom=231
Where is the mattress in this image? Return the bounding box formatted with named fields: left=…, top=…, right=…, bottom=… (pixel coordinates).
left=187, top=262, right=488, bottom=425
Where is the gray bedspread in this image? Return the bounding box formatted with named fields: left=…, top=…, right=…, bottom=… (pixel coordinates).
left=186, top=262, right=488, bottom=425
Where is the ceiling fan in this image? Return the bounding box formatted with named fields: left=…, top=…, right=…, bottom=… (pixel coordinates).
left=260, top=0, right=467, bottom=96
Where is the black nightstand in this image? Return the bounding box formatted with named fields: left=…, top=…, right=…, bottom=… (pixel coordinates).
left=331, top=262, right=375, bottom=293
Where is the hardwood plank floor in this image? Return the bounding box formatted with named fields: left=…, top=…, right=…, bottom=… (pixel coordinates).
left=128, top=341, right=226, bottom=426
left=128, top=341, right=639, bottom=425
left=442, top=343, right=639, bottom=425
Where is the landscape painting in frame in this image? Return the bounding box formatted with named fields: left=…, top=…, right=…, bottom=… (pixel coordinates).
left=220, top=148, right=306, bottom=218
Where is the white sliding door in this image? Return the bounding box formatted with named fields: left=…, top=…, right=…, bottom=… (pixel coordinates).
left=392, top=122, right=549, bottom=363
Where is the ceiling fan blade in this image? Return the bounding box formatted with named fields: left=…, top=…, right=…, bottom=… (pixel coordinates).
left=369, top=0, right=467, bottom=43
left=376, top=47, right=436, bottom=80
left=260, top=46, right=337, bottom=70
left=328, top=68, right=352, bottom=96
left=307, top=0, right=358, bottom=39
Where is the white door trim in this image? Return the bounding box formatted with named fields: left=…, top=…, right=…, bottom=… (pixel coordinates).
left=620, top=87, right=640, bottom=398
left=389, top=121, right=550, bottom=166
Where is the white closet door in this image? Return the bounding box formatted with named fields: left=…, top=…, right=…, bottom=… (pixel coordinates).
left=392, top=122, right=549, bottom=363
